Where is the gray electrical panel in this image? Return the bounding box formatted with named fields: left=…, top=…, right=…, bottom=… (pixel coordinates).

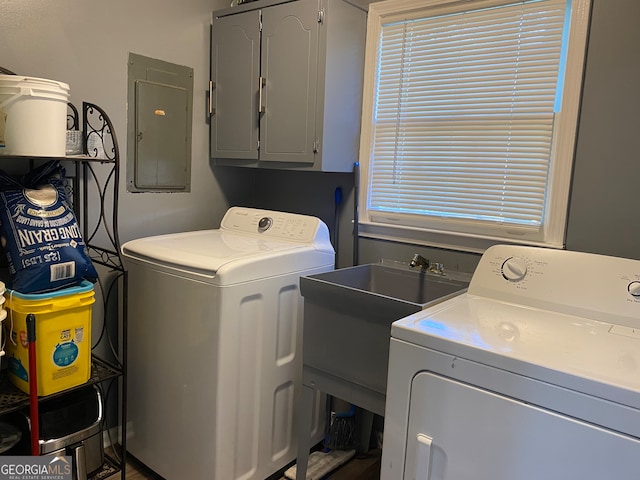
left=127, top=53, right=193, bottom=192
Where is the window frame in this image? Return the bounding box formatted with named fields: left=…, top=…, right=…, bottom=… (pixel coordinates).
left=357, top=0, right=592, bottom=253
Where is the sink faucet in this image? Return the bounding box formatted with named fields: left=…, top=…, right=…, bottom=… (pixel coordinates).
left=409, top=253, right=430, bottom=270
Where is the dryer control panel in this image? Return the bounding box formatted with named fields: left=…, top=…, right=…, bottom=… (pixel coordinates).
left=220, top=206, right=332, bottom=247
left=468, top=245, right=640, bottom=329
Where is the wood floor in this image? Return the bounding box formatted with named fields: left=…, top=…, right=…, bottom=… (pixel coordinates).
left=119, top=458, right=158, bottom=480
left=110, top=449, right=381, bottom=480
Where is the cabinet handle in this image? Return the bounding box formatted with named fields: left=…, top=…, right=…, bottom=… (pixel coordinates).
left=258, top=76, right=266, bottom=114
left=209, top=81, right=215, bottom=117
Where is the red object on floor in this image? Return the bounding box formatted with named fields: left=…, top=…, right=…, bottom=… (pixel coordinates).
left=27, top=313, right=39, bottom=456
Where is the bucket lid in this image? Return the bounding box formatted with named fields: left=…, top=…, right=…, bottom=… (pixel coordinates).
left=7, top=280, right=94, bottom=300
left=0, top=74, right=70, bottom=93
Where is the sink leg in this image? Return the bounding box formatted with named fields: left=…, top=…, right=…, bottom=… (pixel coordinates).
left=296, top=383, right=315, bottom=480
left=356, top=408, right=374, bottom=456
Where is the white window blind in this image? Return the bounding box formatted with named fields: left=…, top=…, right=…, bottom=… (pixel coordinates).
left=359, top=0, right=591, bottom=251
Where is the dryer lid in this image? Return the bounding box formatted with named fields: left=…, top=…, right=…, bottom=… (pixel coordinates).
left=392, top=245, right=640, bottom=411
left=394, top=295, right=639, bottom=403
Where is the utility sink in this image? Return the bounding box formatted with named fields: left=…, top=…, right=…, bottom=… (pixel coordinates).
left=300, top=263, right=469, bottom=397
left=305, top=263, right=467, bottom=306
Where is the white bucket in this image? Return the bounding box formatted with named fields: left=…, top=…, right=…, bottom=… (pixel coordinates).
left=0, top=75, right=70, bottom=157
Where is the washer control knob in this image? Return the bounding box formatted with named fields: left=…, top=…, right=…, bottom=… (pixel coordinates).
left=258, top=216, right=273, bottom=232
left=628, top=281, right=640, bottom=297
left=502, top=257, right=528, bottom=282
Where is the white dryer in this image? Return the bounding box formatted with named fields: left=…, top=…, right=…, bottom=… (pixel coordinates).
left=122, top=207, right=333, bottom=480
left=383, top=245, right=640, bottom=480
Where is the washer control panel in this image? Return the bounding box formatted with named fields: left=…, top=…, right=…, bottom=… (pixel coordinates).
left=258, top=216, right=273, bottom=232
left=469, top=245, right=640, bottom=329
left=220, top=206, right=332, bottom=246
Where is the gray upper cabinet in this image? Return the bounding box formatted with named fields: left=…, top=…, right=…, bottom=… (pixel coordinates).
left=210, top=0, right=367, bottom=172
left=210, top=9, right=260, bottom=161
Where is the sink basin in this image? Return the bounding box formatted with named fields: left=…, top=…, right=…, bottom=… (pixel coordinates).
left=300, top=263, right=468, bottom=396
left=304, top=263, right=467, bottom=307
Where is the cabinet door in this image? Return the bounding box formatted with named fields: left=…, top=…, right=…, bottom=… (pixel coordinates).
left=260, top=0, right=319, bottom=164
left=211, top=10, right=260, bottom=160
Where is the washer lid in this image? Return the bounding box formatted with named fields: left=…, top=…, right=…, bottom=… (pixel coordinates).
left=121, top=229, right=333, bottom=282
left=392, top=294, right=640, bottom=411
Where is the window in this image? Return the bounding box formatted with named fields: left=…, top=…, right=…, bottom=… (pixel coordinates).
left=358, top=0, right=591, bottom=252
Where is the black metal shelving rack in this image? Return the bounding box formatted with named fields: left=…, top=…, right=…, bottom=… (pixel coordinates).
left=0, top=102, right=127, bottom=479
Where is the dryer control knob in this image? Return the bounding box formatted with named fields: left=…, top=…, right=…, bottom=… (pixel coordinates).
left=502, top=257, right=528, bottom=282
left=628, top=281, right=640, bottom=297
left=258, top=216, right=273, bottom=232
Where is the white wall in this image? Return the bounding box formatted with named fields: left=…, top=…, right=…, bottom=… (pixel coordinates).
left=0, top=0, right=247, bottom=244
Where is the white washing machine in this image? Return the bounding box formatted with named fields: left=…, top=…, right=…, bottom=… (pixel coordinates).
left=122, top=207, right=333, bottom=480
left=383, top=245, right=640, bottom=480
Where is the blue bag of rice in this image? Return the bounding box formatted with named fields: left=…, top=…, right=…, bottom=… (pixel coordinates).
left=0, top=160, right=98, bottom=293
